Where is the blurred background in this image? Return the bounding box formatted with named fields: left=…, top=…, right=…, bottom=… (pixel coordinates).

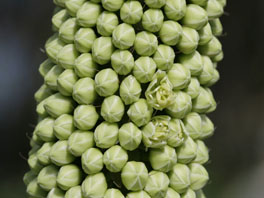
left=0, top=0, right=263, bottom=197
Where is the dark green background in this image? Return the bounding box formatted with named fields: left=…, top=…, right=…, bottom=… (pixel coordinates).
left=0, top=0, right=263, bottom=197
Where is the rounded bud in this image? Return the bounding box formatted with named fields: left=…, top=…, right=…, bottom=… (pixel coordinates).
left=111, top=50, right=134, bottom=75
left=94, top=121, right=119, bottom=148
left=57, top=44, right=79, bottom=69
left=153, top=44, right=175, bottom=70
left=159, top=20, right=182, bottom=46
left=169, top=164, right=191, bottom=193
left=189, top=0, right=208, bottom=6
left=76, top=2, right=101, bottom=27
left=65, top=0, right=85, bottom=16
left=126, top=191, right=151, bottom=198
left=97, top=11, right=118, bottom=37
left=192, top=87, right=215, bottom=113
left=165, top=187, right=181, bottom=198
left=101, top=95, right=125, bottom=123
left=81, top=173, right=107, bottom=198
left=198, top=56, right=215, bottom=85
left=35, top=117, right=56, bottom=142
left=53, top=114, right=74, bottom=140
left=127, top=99, right=153, bottom=127
left=23, top=170, right=36, bottom=186
left=34, top=84, right=53, bottom=103
left=177, top=27, right=199, bottom=54
left=57, top=69, right=78, bottom=96
left=36, top=99, right=49, bottom=117
left=52, top=9, right=69, bottom=31
left=73, top=77, right=97, bottom=105
left=44, top=65, right=64, bottom=91
left=104, top=189, right=124, bottom=198
left=206, top=0, right=224, bottom=19
left=183, top=112, right=202, bottom=139
left=149, top=145, right=177, bottom=172
left=182, top=189, right=196, bottom=198
left=205, top=88, right=217, bottom=113
left=145, top=0, right=166, bottom=8
left=167, top=119, right=185, bottom=147
left=184, top=77, right=201, bottom=99
left=198, top=23, right=213, bottom=45
left=200, top=115, right=215, bottom=139
left=27, top=178, right=47, bottom=198
left=120, top=1, right=143, bottom=24
left=73, top=105, right=99, bottom=130
left=198, top=36, right=222, bottom=57
left=53, top=0, right=66, bottom=7
left=65, top=186, right=82, bottom=198
left=92, top=37, right=114, bottom=65
left=121, top=161, right=148, bottom=191
left=179, top=51, right=203, bottom=76
left=68, top=130, right=94, bottom=157
left=134, top=31, right=158, bottom=56
left=81, top=148, right=103, bottom=174
left=74, top=28, right=96, bottom=53
left=37, top=165, right=58, bottom=191
left=39, top=59, right=54, bottom=78
left=37, top=142, right=54, bottom=165
left=112, top=23, right=136, bottom=50
left=74, top=53, right=97, bottom=78
left=205, top=68, right=220, bottom=87
left=176, top=137, right=198, bottom=164
left=47, top=187, right=65, bottom=198
left=193, top=140, right=209, bottom=164
left=119, top=122, right=142, bottom=151
left=59, top=18, right=79, bottom=43
left=102, top=0, right=124, bottom=12
left=164, top=0, right=186, bottom=21
left=45, top=34, right=65, bottom=64
left=211, top=51, right=224, bottom=62
left=209, top=18, right=223, bottom=36
left=50, top=140, right=76, bottom=166
left=189, top=163, right=209, bottom=190
left=142, top=9, right=164, bottom=33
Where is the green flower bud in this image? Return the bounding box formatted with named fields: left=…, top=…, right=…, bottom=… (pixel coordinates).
left=36, top=100, right=48, bottom=118
left=50, top=140, right=76, bottom=166
left=209, top=18, right=223, bottom=36
left=183, top=112, right=202, bottom=139
left=145, top=171, right=169, bottom=198
left=211, top=50, right=223, bottom=62
left=102, top=0, right=124, bottom=12
left=81, top=173, right=107, bottom=198
left=153, top=45, right=175, bottom=70
left=94, top=121, right=119, bottom=148
left=205, top=68, right=220, bottom=87
left=167, top=119, right=185, bottom=147
left=81, top=148, right=103, bottom=174
left=142, top=115, right=171, bottom=148
left=168, top=164, right=191, bottom=193
left=45, top=34, right=65, bottom=63
left=57, top=69, right=78, bottom=96
left=74, top=28, right=96, bottom=53
left=59, top=18, right=79, bottom=43
left=193, top=140, right=209, bottom=164
left=31, top=131, right=44, bottom=147
left=192, top=87, right=215, bottom=113
left=37, top=165, right=58, bottom=191
left=198, top=23, right=213, bottom=45
left=166, top=91, right=192, bottom=119
left=65, top=186, right=82, bottom=198
left=121, top=161, right=148, bottom=191
left=198, top=36, right=222, bottom=57
left=145, top=0, right=166, bottom=8
left=28, top=143, right=41, bottom=156
left=112, top=23, right=136, bottom=50
left=159, top=20, right=182, bottom=46
left=188, top=0, right=208, bottom=6
left=73, top=77, right=97, bottom=105
left=57, top=164, right=82, bottom=190
left=182, top=189, right=196, bottom=198
left=23, top=170, right=36, bottom=186
left=104, top=189, right=124, bottom=198
left=126, top=191, right=151, bottom=198
left=200, top=115, right=214, bottom=139
left=47, top=187, right=65, bottom=198
left=196, top=189, right=206, bottom=198
left=177, top=27, right=199, bottom=54
left=65, top=0, right=86, bottom=16
left=111, top=50, right=135, bottom=75
left=44, top=65, right=64, bottom=91
left=92, top=37, right=114, bottom=65
left=57, top=44, right=79, bottom=69
left=176, top=137, right=198, bottom=164
left=53, top=0, right=67, bottom=7
left=189, top=163, right=209, bottom=190
left=52, top=9, right=69, bottom=31
left=167, top=63, right=191, bottom=90
left=182, top=4, right=208, bottom=30
left=142, top=9, right=164, bottom=33
left=35, top=85, right=53, bottom=103
left=184, top=77, right=201, bottom=99
left=149, top=145, right=177, bottom=172
left=103, top=145, right=128, bottom=172
left=54, top=114, right=75, bottom=140
left=120, top=1, right=143, bottom=24
left=127, top=99, right=153, bottom=127
left=179, top=51, right=203, bottom=76
left=35, top=117, right=56, bottom=142
left=206, top=0, right=224, bottom=19
left=134, top=31, right=158, bottom=56
left=28, top=153, right=43, bottom=174
left=205, top=88, right=217, bottom=113
left=198, top=56, right=215, bottom=85
left=101, top=96, right=125, bottom=123
left=164, top=0, right=186, bottom=21
left=165, top=187, right=181, bottom=198
left=119, top=122, right=142, bottom=151
left=37, top=142, right=54, bottom=165
left=120, top=75, right=141, bottom=105
left=27, top=178, right=47, bottom=198
left=73, top=105, right=99, bottom=130
left=75, top=53, right=97, bottom=78
left=96, top=11, right=119, bottom=36
left=39, top=59, right=54, bottom=78
left=68, top=130, right=94, bottom=156
left=44, top=93, right=75, bottom=118
left=76, top=2, right=101, bottom=27
left=217, top=0, right=227, bottom=7
left=133, top=56, right=157, bottom=83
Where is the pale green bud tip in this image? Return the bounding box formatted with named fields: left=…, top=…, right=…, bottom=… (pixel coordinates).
left=193, top=140, right=209, bottom=164
left=120, top=75, right=141, bottom=105
left=183, top=112, right=202, bottom=139
left=200, top=115, right=215, bottom=139
left=164, top=0, right=187, bottom=21
left=111, top=50, right=134, bottom=75
left=127, top=99, right=153, bottom=127
left=142, top=9, right=164, bottom=33
left=97, top=11, right=119, bottom=36
left=37, top=142, right=54, bottom=165
left=192, top=87, right=216, bottom=113
left=94, top=121, right=119, bottom=149
left=50, top=140, right=76, bottom=166
left=74, top=28, right=96, bottom=53
left=37, top=165, right=58, bottom=191
left=169, top=164, right=191, bottom=193
left=198, top=36, right=222, bottom=57
left=209, top=18, right=223, bottom=36
left=57, top=164, right=82, bottom=190
left=184, top=77, right=201, bottom=99
left=59, top=17, right=79, bottom=43
left=149, top=145, right=177, bottom=173
left=95, top=68, right=119, bottom=97
left=101, top=95, right=125, bottom=123
left=35, top=117, right=56, bottom=142
left=45, top=34, right=65, bottom=63
left=23, top=170, right=36, bottom=186
left=52, top=9, right=69, bottom=31
left=121, top=161, right=148, bottom=191
left=81, top=173, right=107, bottom=198
left=145, top=171, right=170, bottom=198
left=134, top=31, right=158, bottom=56
left=153, top=45, right=175, bottom=70
left=126, top=191, right=151, bottom=198
left=177, top=27, right=199, bottom=54
left=165, top=187, right=181, bottom=198
left=206, top=0, right=224, bottom=19
left=34, top=84, right=53, bottom=103
left=113, top=23, right=136, bottom=50
left=47, top=187, right=65, bottom=198
left=44, top=65, right=64, bottom=91
left=145, top=0, right=166, bottom=9
left=103, top=145, right=128, bottom=172
left=39, top=59, right=54, bottom=78
left=167, top=119, right=186, bottom=147
left=73, top=105, right=99, bottom=130
left=57, top=69, right=78, bottom=96
left=81, top=148, right=103, bottom=174
left=104, top=189, right=124, bottom=198
left=92, top=37, right=114, bottom=65
left=176, top=137, right=198, bottom=164
left=159, top=20, right=182, bottom=46
left=120, top=1, right=143, bottom=24
left=77, top=2, right=101, bottom=28
left=179, top=51, right=203, bottom=77
left=182, top=189, right=196, bottom=198
left=65, top=186, right=82, bottom=198
left=198, top=56, right=215, bottom=85
left=65, top=0, right=85, bottom=16
left=57, top=44, right=79, bottom=69
left=211, top=51, right=224, bottom=62
left=74, top=53, right=97, bottom=78
left=102, top=0, right=124, bottom=12
left=198, top=23, right=213, bottom=46
left=27, top=178, right=47, bottom=198
left=53, top=0, right=67, bottom=7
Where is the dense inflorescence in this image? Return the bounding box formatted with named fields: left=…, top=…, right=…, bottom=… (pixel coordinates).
left=24, top=0, right=226, bottom=197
